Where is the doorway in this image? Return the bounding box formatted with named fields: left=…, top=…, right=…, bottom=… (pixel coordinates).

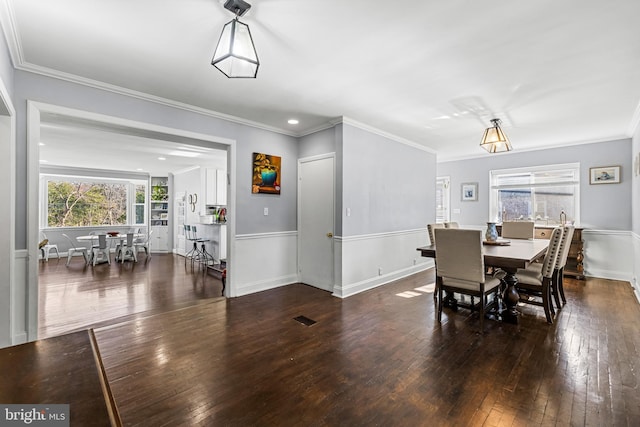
left=298, top=154, right=335, bottom=292
left=26, top=101, right=236, bottom=340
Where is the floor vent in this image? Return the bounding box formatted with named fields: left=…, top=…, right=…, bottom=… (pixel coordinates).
left=293, top=315, right=316, bottom=326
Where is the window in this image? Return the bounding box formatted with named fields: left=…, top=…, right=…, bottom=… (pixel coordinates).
left=42, top=175, right=147, bottom=228
left=489, top=163, right=580, bottom=226
left=435, top=176, right=450, bottom=223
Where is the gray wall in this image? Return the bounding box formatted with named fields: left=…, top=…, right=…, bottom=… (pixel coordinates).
left=0, top=27, right=13, bottom=103
left=437, top=138, right=632, bottom=230
left=341, top=123, right=436, bottom=236
left=633, top=126, right=640, bottom=235
left=298, top=127, right=335, bottom=159
left=13, top=70, right=299, bottom=248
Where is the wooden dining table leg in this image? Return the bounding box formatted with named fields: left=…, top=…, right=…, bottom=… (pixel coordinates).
left=500, top=268, right=520, bottom=324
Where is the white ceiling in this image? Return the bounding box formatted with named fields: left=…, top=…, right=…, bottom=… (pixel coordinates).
left=4, top=0, right=640, bottom=161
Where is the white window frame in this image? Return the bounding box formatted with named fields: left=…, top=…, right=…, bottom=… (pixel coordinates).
left=436, top=176, right=451, bottom=223
left=489, top=163, right=580, bottom=225
left=40, top=174, right=148, bottom=228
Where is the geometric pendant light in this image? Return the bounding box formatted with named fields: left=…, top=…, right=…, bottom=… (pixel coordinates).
left=479, top=118, right=513, bottom=153
left=211, top=0, right=260, bottom=78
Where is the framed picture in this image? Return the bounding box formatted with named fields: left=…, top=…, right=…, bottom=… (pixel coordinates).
left=252, top=152, right=281, bottom=195
left=589, top=165, right=621, bottom=184
left=461, top=182, right=478, bottom=201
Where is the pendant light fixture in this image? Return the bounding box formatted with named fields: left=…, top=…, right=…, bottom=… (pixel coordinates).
left=480, top=118, right=513, bottom=153
left=211, top=0, right=259, bottom=78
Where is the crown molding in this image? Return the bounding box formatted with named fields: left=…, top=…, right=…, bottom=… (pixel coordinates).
left=330, top=116, right=437, bottom=154
left=437, top=135, right=631, bottom=163
left=19, top=62, right=303, bottom=138
left=0, top=0, right=22, bottom=67
left=627, top=98, right=640, bottom=137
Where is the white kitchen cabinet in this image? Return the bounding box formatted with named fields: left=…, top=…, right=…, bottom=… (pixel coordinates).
left=204, top=168, right=227, bottom=206
left=150, top=225, right=169, bottom=252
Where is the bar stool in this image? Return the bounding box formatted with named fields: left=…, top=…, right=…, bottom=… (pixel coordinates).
left=191, top=225, right=214, bottom=271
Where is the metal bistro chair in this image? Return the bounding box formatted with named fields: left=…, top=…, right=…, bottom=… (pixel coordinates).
left=91, top=234, right=111, bottom=266
left=116, top=233, right=137, bottom=263
left=134, top=229, right=153, bottom=260
left=61, top=233, right=89, bottom=266
left=39, top=231, right=60, bottom=261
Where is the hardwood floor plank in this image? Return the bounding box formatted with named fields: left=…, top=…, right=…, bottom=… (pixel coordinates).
left=38, top=254, right=224, bottom=339
left=88, top=273, right=640, bottom=426
left=0, top=331, right=112, bottom=426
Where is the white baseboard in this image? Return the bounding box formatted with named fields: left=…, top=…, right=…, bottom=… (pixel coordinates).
left=334, top=228, right=432, bottom=298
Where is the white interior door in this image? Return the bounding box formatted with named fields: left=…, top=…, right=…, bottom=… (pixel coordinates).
left=298, top=155, right=335, bottom=292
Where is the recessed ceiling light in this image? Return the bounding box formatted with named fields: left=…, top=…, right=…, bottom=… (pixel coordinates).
left=39, top=142, right=45, bottom=146
left=136, top=168, right=143, bottom=171
left=39, top=159, right=48, bottom=163
left=158, top=157, right=166, bottom=160
left=288, top=119, right=299, bottom=125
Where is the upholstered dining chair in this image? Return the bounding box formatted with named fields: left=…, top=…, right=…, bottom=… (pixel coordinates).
left=434, top=228, right=502, bottom=332
left=92, top=234, right=111, bottom=266
left=514, top=227, right=564, bottom=323
left=501, top=221, right=534, bottom=239
left=427, top=223, right=445, bottom=245
left=553, top=226, right=575, bottom=307
left=61, top=233, right=89, bottom=266
left=444, top=222, right=459, bottom=229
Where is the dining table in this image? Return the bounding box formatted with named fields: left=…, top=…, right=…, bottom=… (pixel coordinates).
left=417, top=238, right=550, bottom=323
left=77, top=233, right=143, bottom=263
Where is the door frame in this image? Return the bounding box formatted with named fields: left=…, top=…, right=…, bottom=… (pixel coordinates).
left=297, top=153, right=336, bottom=292
left=26, top=101, right=237, bottom=340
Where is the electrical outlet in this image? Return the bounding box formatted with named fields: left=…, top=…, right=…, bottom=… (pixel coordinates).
left=413, top=258, right=417, bottom=265
left=263, top=207, right=268, bottom=216
left=378, top=267, right=383, bottom=276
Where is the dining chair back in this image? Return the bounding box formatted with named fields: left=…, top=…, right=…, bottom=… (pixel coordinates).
left=61, top=233, right=89, bottom=266
left=514, top=226, right=564, bottom=323
left=434, top=228, right=501, bottom=332
left=427, top=223, right=444, bottom=245
left=553, top=226, right=575, bottom=306
left=117, top=233, right=137, bottom=263
left=501, top=221, right=534, bottom=239
left=92, top=234, right=111, bottom=266
left=134, top=229, right=153, bottom=259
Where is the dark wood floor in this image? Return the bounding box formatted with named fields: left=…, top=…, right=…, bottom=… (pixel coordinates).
left=91, top=271, right=640, bottom=426
left=38, top=254, right=224, bottom=339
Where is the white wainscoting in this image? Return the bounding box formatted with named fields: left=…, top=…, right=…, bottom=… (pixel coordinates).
left=233, top=231, right=298, bottom=297
left=12, top=250, right=28, bottom=346
left=334, top=228, right=434, bottom=298
left=583, top=229, right=634, bottom=282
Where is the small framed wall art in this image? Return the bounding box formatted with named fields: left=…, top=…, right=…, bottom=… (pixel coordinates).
left=589, top=165, right=621, bottom=184
left=461, top=182, right=478, bottom=201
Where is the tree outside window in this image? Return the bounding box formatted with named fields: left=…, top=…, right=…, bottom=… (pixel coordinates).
left=45, top=177, right=146, bottom=227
